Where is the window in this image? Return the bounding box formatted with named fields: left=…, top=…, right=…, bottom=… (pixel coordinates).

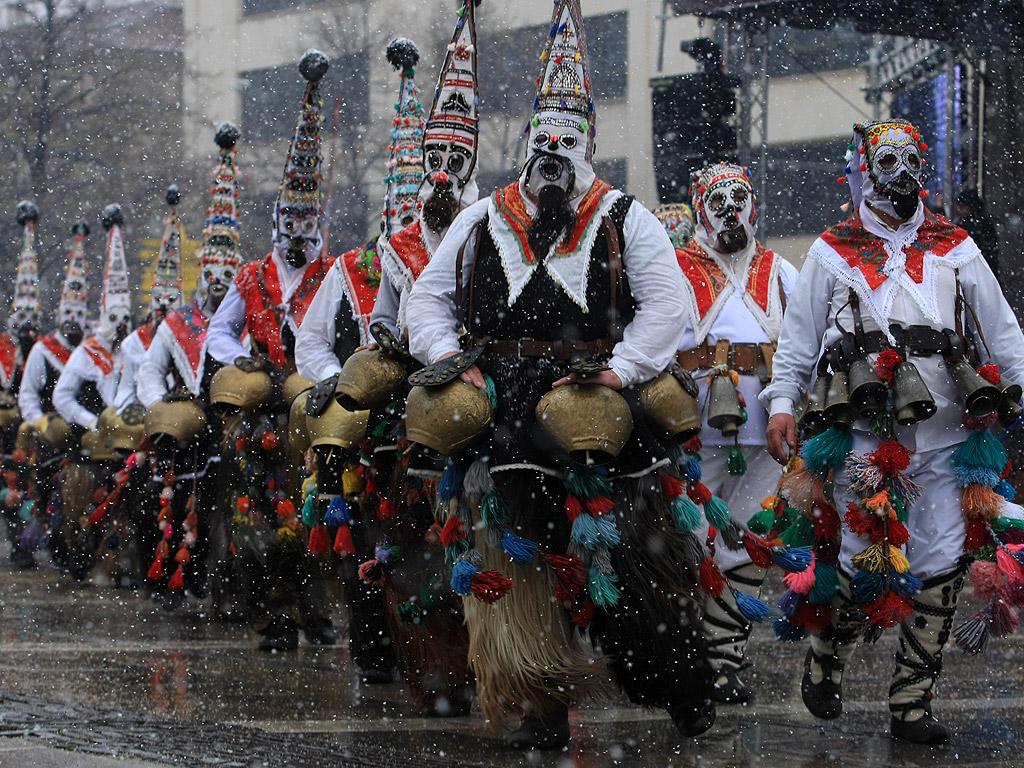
left=764, top=139, right=850, bottom=238
left=242, top=0, right=331, bottom=16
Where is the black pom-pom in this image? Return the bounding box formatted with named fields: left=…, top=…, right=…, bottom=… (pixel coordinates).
left=15, top=200, right=39, bottom=226
left=215, top=121, right=240, bottom=149
left=71, top=220, right=90, bottom=238
left=386, top=38, right=419, bottom=72
left=166, top=185, right=181, bottom=207
left=101, top=203, right=124, bottom=230
left=299, top=49, right=330, bottom=82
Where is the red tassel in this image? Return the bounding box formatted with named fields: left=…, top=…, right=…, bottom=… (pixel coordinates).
left=470, top=571, right=514, bottom=604
left=570, top=599, right=595, bottom=628
left=965, top=518, right=990, bottom=553
left=888, top=519, right=910, bottom=547
left=585, top=496, right=614, bottom=517
left=687, top=482, right=712, bottom=505
left=88, top=500, right=110, bottom=526
left=868, top=440, right=912, bottom=475
left=358, top=558, right=385, bottom=585
left=977, top=364, right=1001, bottom=385
left=792, top=601, right=833, bottom=632
left=547, top=553, right=586, bottom=602
left=308, top=524, right=330, bottom=554
left=564, top=496, right=583, bottom=522
left=699, top=555, right=725, bottom=597
left=377, top=499, right=394, bottom=520
left=333, top=524, right=356, bottom=557
left=683, top=436, right=702, bottom=453
left=439, top=516, right=465, bottom=548
left=865, top=592, right=913, bottom=628
left=744, top=535, right=775, bottom=568
left=811, top=503, right=841, bottom=541
left=844, top=504, right=883, bottom=539
left=167, top=566, right=185, bottom=591
left=147, top=556, right=165, bottom=582
left=659, top=472, right=684, bottom=499
left=996, top=547, right=1024, bottom=582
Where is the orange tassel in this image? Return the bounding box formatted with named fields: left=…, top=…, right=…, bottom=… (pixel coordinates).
left=185, top=511, right=197, bottom=530
left=156, top=540, right=169, bottom=560
left=175, top=547, right=191, bottom=565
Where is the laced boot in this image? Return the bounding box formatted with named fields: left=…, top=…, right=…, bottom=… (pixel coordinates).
left=802, top=569, right=860, bottom=719
left=705, top=563, right=763, bottom=704
left=889, top=569, right=964, bottom=745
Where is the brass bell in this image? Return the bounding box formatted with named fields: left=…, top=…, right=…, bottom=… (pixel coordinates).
left=947, top=358, right=1000, bottom=417
left=0, top=394, right=19, bottom=431
left=799, top=372, right=831, bottom=437
left=892, top=360, right=937, bottom=426
left=406, top=380, right=494, bottom=456
left=15, top=421, right=34, bottom=452
left=288, top=390, right=312, bottom=453
left=706, top=374, right=742, bottom=438
left=282, top=373, right=314, bottom=405
left=306, top=399, right=369, bottom=450
left=209, top=365, right=273, bottom=415
left=145, top=399, right=207, bottom=446
left=536, top=384, right=633, bottom=464
left=101, top=404, right=147, bottom=454
left=335, top=350, right=406, bottom=411
left=824, top=370, right=856, bottom=427
left=999, top=377, right=1023, bottom=405
left=848, top=358, right=888, bottom=418
left=639, top=371, right=701, bottom=440
left=39, top=414, right=73, bottom=449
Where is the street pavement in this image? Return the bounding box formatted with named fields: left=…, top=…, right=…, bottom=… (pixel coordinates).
left=0, top=554, right=1021, bottom=767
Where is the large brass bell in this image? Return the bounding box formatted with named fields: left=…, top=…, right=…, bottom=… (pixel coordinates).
left=335, top=350, right=406, bottom=411
left=536, top=384, right=633, bottom=464
left=848, top=357, right=888, bottom=418
left=707, top=374, right=743, bottom=438
left=102, top=403, right=147, bottom=454
left=282, top=373, right=314, bottom=405
left=287, top=389, right=312, bottom=453
left=37, top=414, right=73, bottom=449
left=145, top=398, right=207, bottom=446
left=892, top=360, right=937, bottom=425
left=640, top=370, right=701, bottom=439
left=0, top=392, right=19, bottom=431
left=823, top=371, right=856, bottom=427
left=406, top=380, right=493, bottom=456
left=799, top=372, right=831, bottom=437
left=306, top=399, right=369, bottom=451
left=209, top=365, right=272, bottom=415
left=947, top=358, right=1000, bottom=417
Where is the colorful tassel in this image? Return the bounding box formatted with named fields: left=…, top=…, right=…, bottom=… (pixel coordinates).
left=502, top=531, right=538, bottom=565
left=698, top=556, right=725, bottom=597
left=167, top=566, right=185, bottom=591
left=308, top=523, right=330, bottom=554
left=469, top=571, right=514, bottom=604
left=670, top=495, right=703, bottom=532
left=323, top=497, right=350, bottom=526
left=733, top=591, right=774, bottom=623
left=727, top=445, right=747, bottom=477
left=588, top=567, right=620, bottom=607
left=703, top=495, right=732, bottom=530
left=333, top=524, right=355, bottom=556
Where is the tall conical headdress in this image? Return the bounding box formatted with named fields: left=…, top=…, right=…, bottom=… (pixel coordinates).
left=59, top=220, right=90, bottom=327
left=274, top=50, right=329, bottom=241
left=423, top=0, right=479, bottom=196
left=383, top=38, right=424, bottom=238
left=150, top=185, right=184, bottom=313
left=530, top=0, right=595, bottom=162
left=100, top=203, right=131, bottom=316
left=199, top=122, right=242, bottom=277
left=11, top=201, right=41, bottom=332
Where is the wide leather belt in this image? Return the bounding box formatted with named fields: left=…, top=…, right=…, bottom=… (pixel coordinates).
left=857, top=325, right=951, bottom=356
left=676, top=340, right=775, bottom=377
left=486, top=338, right=616, bottom=360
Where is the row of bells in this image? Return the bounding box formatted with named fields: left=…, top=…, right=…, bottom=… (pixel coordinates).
left=799, top=355, right=1022, bottom=438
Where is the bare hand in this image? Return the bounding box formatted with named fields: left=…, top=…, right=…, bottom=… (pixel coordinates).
left=766, top=413, right=798, bottom=464
left=552, top=369, right=623, bottom=390
left=355, top=342, right=381, bottom=353
left=438, top=350, right=486, bottom=389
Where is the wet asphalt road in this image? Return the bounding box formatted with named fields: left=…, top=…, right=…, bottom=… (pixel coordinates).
left=0, top=553, right=1021, bottom=767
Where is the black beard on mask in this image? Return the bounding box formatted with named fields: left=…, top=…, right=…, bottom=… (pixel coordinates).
left=528, top=185, right=575, bottom=258
left=18, top=332, right=34, bottom=358
left=421, top=187, right=460, bottom=234
left=285, top=240, right=307, bottom=268
left=890, top=190, right=919, bottom=220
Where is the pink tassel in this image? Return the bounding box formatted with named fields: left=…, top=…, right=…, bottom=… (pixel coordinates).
left=996, top=547, right=1024, bottom=583
left=970, top=559, right=1004, bottom=603
left=783, top=555, right=817, bottom=595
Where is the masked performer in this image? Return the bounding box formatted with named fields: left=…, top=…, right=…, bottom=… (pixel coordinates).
left=762, top=120, right=1024, bottom=744
left=404, top=0, right=714, bottom=748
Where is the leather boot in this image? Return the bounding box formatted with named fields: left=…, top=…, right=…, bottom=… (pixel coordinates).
left=802, top=568, right=860, bottom=719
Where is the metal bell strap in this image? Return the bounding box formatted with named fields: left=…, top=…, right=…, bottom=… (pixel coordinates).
left=844, top=291, right=889, bottom=419
left=705, top=340, right=745, bottom=439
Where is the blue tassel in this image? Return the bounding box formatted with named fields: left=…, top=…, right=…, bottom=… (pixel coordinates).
left=570, top=513, right=600, bottom=550
left=772, top=546, right=813, bottom=573
left=593, top=514, right=621, bottom=548
left=778, top=588, right=804, bottom=618
left=301, top=493, right=317, bottom=527
left=323, top=497, right=350, bottom=526
left=679, top=457, right=702, bottom=482
left=889, top=571, right=923, bottom=599
left=733, top=591, right=774, bottom=623
left=851, top=571, right=886, bottom=603
left=588, top=567, right=620, bottom=607
left=952, top=465, right=1001, bottom=488
left=703, top=495, right=732, bottom=530
left=995, top=479, right=1017, bottom=502
left=502, top=531, right=538, bottom=566
left=808, top=562, right=840, bottom=603
left=950, top=430, right=1007, bottom=473
left=451, top=560, right=478, bottom=596
left=670, top=495, right=703, bottom=532
left=773, top=615, right=808, bottom=642
left=438, top=461, right=463, bottom=503
left=800, top=426, right=853, bottom=476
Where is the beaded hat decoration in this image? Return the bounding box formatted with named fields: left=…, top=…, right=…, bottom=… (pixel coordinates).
left=383, top=38, right=425, bottom=239
left=275, top=50, right=330, bottom=242
left=652, top=202, right=695, bottom=250
left=100, top=203, right=131, bottom=316
left=199, top=123, right=242, bottom=278
left=11, top=201, right=41, bottom=332
left=150, top=185, right=185, bottom=314
left=59, top=221, right=90, bottom=327
left=423, top=0, right=480, bottom=192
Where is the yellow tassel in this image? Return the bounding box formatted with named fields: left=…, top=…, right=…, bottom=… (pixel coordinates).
left=888, top=545, right=910, bottom=572
left=342, top=468, right=363, bottom=497
left=852, top=541, right=888, bottom=573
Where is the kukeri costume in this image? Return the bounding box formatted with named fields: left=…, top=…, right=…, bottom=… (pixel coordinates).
left=761, top=120, right=1024, bottom=744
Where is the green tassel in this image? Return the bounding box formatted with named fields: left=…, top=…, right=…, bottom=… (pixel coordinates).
left=482, top=374, right=498, bottom=410
left=891, top=494, right=908, bottom=523
left=747, top=506, right=776, bottom=537
left=727, top=445, right=747, bottom=477
left=563, top=466, right=612, bottom=500
left=481, top=492, right=510, bottom=530
left=670, top=495, right=703, bottom=532
left=992, top=517, right=1024, bottom=532
left=301, top=493, right=317, bottom=527
left=444, top=540, right=469, bottom=566
left=704, top=495, right=732, bottom=530
left=808, top=562, right=840, bottom=603
left=588, top=566, right=620, bottom=607
left=951, top=430, right=1007, bottom=473
left=779, top=514, right=816, bottom=548
left=800, top=426, right=853, bottom=476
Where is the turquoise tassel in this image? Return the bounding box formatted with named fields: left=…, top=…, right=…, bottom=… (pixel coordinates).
left=807, top=562, right=840, bottom=603
left=570, top=513, right=600, bottom=550
left=481, top=492, right=510, bottom=530
left=563, top=466, right=613, bottom=500
left=301, top=493, right=317, bottom=526
left=779, top=514, right=816, bottom=548
left=950, top=430, right=1007, bottom=473
left=593, top=514, right=621, bottom=548
left=670, top=495, right=703, bottom=532
left=444, top=540, right=469, bottom=566
left=703, top=495, right=732, bottom=531
left=800, top=426, right=853, bottom=476
left=588, top=567, right=620, bottom=607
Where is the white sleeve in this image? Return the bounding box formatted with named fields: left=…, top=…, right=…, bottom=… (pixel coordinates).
left=137, top=332, right=174, bottom=408
left=407, top=200, right=490, bottom=365
left=962, top=253, right=1024, bottom=392
left=758, top=254, right=835, bottom=413
left=17, top=345, right=48, bottom=423
left=53, top=348, right=99, bottom=429
left=205, top=282, right=248, bottom=365
left=779, top=257, right=801, bottom=300
left=609, top=202, right=688, bottom=387
left=114, top=344, right=140, bottom=410
left=295, top=265, right=344, bottom=381
left=368, top=276, right=401, bottom=340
